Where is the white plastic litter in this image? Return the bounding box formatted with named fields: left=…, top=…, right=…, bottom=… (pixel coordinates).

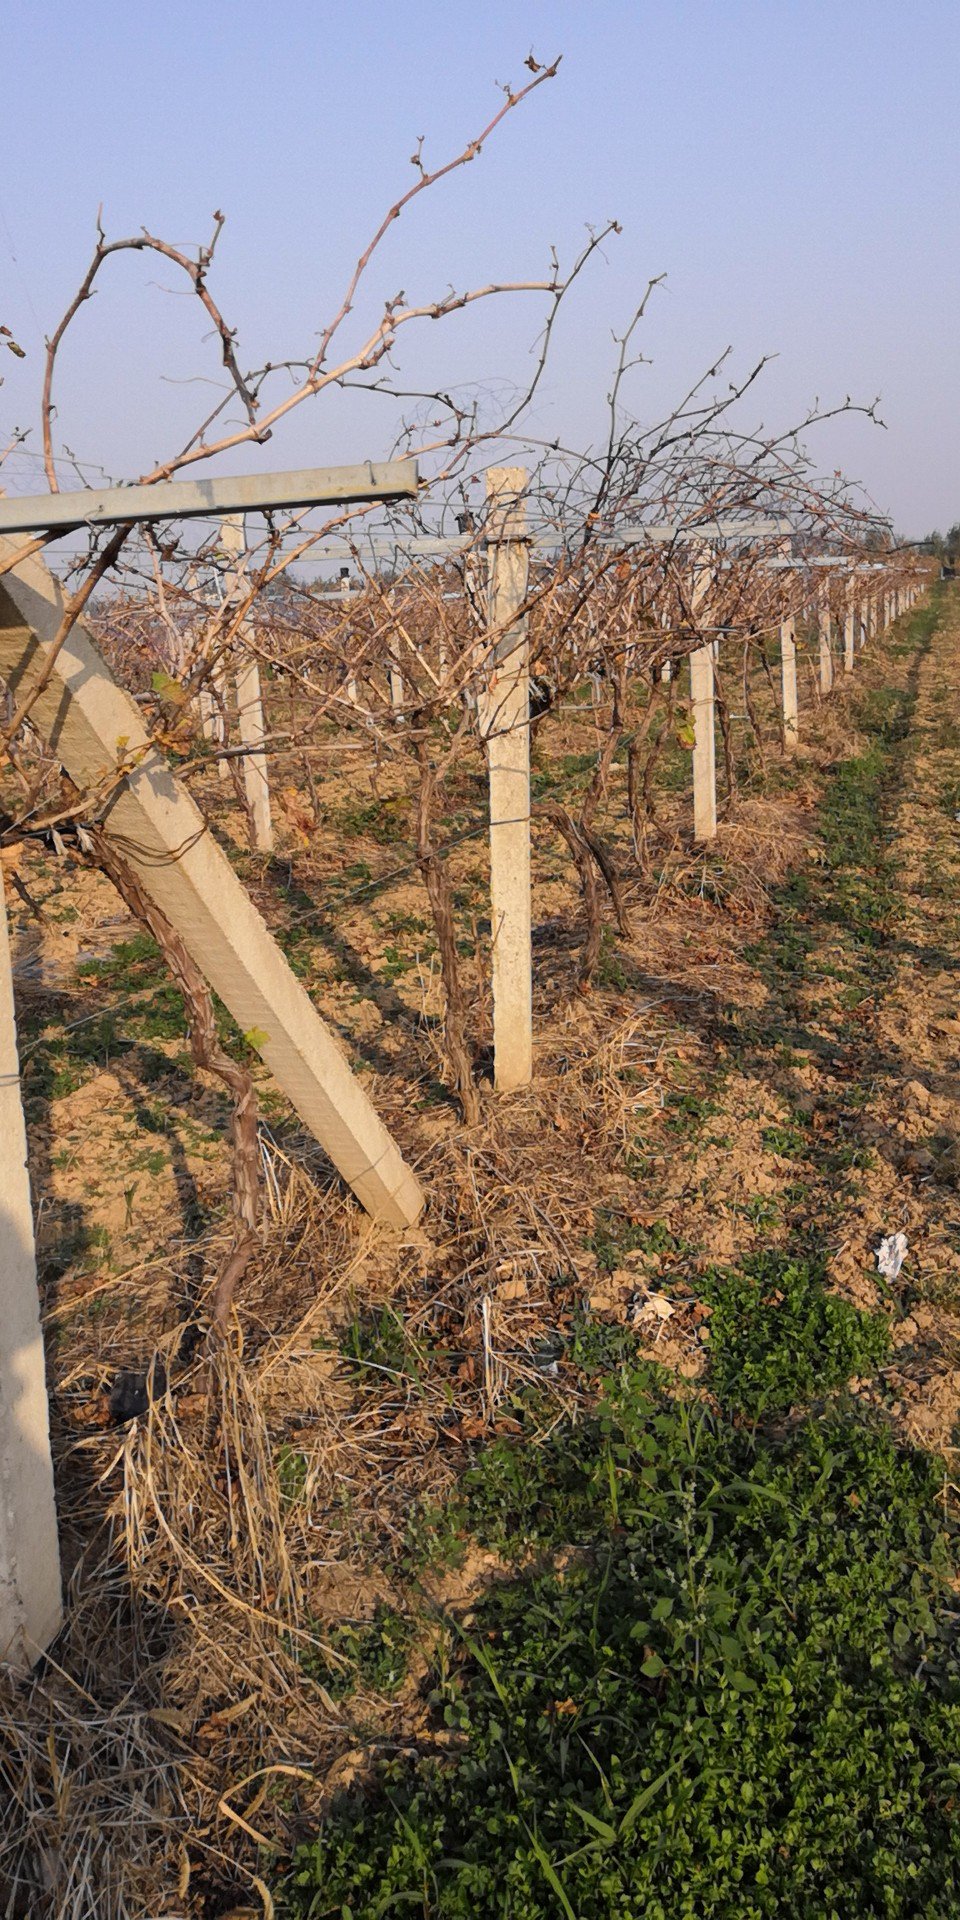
left=876, top=1231, right=908, bottom=1282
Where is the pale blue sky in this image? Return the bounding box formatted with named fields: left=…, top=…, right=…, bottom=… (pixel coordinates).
left=1, top=0, right=956, bottom=534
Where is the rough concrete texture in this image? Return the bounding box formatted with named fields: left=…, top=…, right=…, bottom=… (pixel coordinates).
left=479, top=469, right=533, bottom=1092
left=0, top=868, right=62, bottom=1670
left=220, top=516, right=274, bottom=852
left=781, top=614, right=799, bottom=751
left=690, top=640, right=718, bottom=842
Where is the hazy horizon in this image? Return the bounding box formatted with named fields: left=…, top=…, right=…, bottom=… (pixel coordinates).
left=2, top=0, right=957, bottom=537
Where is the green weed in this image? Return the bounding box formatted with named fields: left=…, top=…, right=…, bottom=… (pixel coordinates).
left=567, top=1308, right=638, bottom=1375
left=276, top=1443, right=309, bottom=1509
left=295, top=1604, right=411, bottom=1699
left=339, top=1305, right=431, bottom=1383
left=335, top=796, right=412, bottom=845
left=761, top=1123, right=808, bottom=1159
left=664, top=1089, right=719, bottom=1136
left=587, top=1211, right=684, bottom=1272
left=702, top=1248, right=889, bottom=1415
left=281, top=1370, right=960, bottom=1919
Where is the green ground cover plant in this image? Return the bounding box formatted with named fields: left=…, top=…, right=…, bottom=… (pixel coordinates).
left=699, top=1249, right=890, bottom=1414
left=281, top=1366, right=960, bottom=1920
left=294, top=1605, right=412, bottom=1700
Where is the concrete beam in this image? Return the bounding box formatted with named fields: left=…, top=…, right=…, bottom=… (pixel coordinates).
left=602, top=518, right=790, bottom=547
left=0, top=460, right=419, bottom=536
left=0, top=536, right=423, bottom=1228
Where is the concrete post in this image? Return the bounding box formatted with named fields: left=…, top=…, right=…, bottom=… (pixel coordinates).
left=690, top=643, right=717, bottom=839
left=818, top=586, right=834, bottom=693
left=221, top=517, right=273, bottom=853
left=210, top=568, right=232, bottom=784
left=0, top=536, right=423, bottom=1228
left=689, top=566, right=716, bottom=842
left=197, top=679, right=219, bottom=746
left=188, top=567, right=220, bottom=750
left=780, top=614, right=799, bottom=752
left=339, top=575, right=359, bottom=705
left=0, top=867, right=62, bottom=1671
left=843, top=592, right=856, bottom=674
left=479, top=468, right=532, bottom=1093
left=214, top=671, right=231, bottom=780
left=659, top=603, right=673, bottom=684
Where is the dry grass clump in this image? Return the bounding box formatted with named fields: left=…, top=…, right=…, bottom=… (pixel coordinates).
left=0, top=976, right=685, bottom=1918
left=0, top=1681, right=190, bottom=1920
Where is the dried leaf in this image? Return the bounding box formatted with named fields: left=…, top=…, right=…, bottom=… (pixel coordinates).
left=641, top=1292, right=675, bottom=1321
left=496, top=1277, right=527, bottom=1302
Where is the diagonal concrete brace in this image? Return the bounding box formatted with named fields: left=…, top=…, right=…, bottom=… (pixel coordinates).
left=0, top=537, right=422, bottom=1227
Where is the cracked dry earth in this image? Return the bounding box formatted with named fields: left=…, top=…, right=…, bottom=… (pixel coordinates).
left=624, top=586, right=960, bottom=1459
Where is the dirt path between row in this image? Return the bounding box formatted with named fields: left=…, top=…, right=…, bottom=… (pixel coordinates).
left=630, top=584, right=960, bottom=1453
